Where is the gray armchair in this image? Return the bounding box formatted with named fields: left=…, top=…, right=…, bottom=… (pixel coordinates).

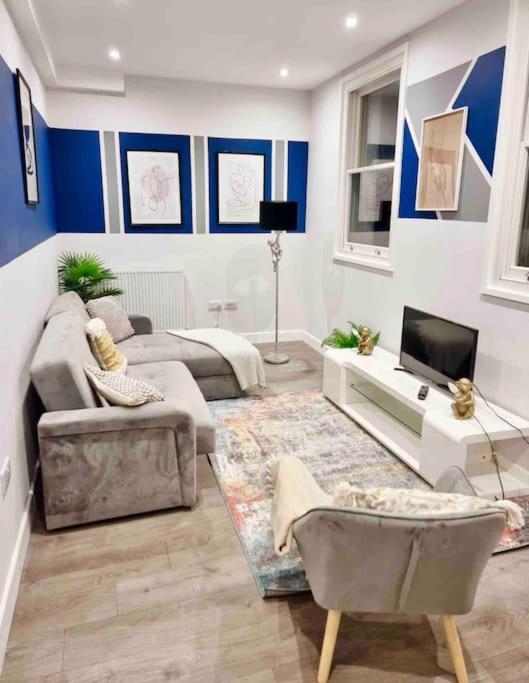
left=292, top=467, right=506, bottom=683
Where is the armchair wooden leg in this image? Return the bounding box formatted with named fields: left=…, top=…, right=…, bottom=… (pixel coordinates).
left=317, top=610, right=342, bottom=683
left=442, top=615, right=469, bottom=683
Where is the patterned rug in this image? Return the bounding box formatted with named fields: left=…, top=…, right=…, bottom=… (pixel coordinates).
left=209, top=391, right=529, bottom=597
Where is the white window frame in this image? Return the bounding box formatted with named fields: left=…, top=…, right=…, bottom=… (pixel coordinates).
left=335, top=43, right=408, bottom=273
left=483, top=0, right=529, bottom=303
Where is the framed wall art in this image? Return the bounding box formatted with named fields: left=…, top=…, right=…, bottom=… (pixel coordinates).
left=217, top=152, right=265, bottom=225
left=126, top=150, right=182, bottom=225
left=416, top=107, right=468, bottom=211
left=16, top=69, right=39, bottom=204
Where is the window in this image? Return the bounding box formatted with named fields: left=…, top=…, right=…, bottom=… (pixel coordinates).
left=335, top=45, right=408, bottom=272
left=484, top=0, right=529, bottom=302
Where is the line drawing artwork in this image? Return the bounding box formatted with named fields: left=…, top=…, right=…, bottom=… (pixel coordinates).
left=218, top=153, right=264, bottom=224
left=127, top=151, right=182, bottom=225
left=416, top=107, right=467, bottom=211
left=16, top=69, right=39, bottom=204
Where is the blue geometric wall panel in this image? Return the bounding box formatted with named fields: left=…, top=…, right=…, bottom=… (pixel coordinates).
left=208, top=137, right=272, bottom=234
left=50, top=128, right=105, bottom=233
left=0, top=54, right=56, bottom=267
left=452, top=46, right=506, bottom=175
left=398, top=121, right=437, bottom=220
left=287, top=140, right=308, bottom=233
left=399, top=46, right=505, bottom=220
left=120, top=131, right=193, bottom=234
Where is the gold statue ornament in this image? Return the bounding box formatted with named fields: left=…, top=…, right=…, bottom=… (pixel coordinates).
left=357, top=327, right=375, bottom=356
left=450, top=378, right=475, bottom=420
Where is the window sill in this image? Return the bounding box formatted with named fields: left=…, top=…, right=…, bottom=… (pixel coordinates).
left=333, top=251, right=394, bottom=274
left=481, top=280, right=529, bottom=306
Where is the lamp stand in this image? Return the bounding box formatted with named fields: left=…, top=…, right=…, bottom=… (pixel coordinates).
left=264, top=230, right=289, bottom=364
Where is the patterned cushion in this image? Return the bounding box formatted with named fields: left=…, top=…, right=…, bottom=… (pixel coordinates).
left=85, top=296, right=134, bottom=343
left=83, top=364, right=164, bottom=407
left=86, top=318, right=128, bottom=373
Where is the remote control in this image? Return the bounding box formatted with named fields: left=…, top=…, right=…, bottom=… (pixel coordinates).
left=418, top=385, right=429, bottom=400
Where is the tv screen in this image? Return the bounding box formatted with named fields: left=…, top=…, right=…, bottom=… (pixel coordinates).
left=400, top=307, right=478, bottom=386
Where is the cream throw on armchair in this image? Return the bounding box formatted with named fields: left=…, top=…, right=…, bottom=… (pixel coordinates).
left=268, top=456, right=524, bottom=556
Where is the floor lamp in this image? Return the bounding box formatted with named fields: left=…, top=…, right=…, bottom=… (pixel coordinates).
left=259, top=200, right=298, bottom=364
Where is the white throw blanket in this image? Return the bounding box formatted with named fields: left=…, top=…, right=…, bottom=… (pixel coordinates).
left=268, top=456, right=524, bottom=556
left=167, top=328, right=266, bottom=392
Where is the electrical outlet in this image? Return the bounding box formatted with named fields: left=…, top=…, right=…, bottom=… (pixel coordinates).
left=1, top=458, right=11, bottom=501
left=208, top=300, right=222, bottom=311
left=224, top=300, right=238, bottom=311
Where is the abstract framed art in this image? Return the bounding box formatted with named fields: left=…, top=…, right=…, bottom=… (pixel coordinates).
left=126, top=150, right=182, bottom=225
left=15, top=69, right=39, bottom=204
left=416, top=107, right=468, bottom=211
left=217, top=152, right=265, bottom=225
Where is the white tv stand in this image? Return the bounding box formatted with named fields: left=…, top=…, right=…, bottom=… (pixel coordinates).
left=323, top=347, right=529, bottom=499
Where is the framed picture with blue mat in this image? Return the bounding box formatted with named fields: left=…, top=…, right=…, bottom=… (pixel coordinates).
left=208, top=137, right=272, bottom=233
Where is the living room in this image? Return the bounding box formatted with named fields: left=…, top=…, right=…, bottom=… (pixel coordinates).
left=2, top=0, right=529, bottom=680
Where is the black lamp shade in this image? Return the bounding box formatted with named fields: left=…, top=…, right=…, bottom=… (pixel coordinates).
left=259, top=201, right=298, bottom=231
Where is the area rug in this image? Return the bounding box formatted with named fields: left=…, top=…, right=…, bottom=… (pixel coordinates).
left=209, top=391, right=529, bottom=597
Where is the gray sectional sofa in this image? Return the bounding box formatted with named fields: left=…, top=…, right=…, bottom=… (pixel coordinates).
left=30, top=292, right=242, bottom=530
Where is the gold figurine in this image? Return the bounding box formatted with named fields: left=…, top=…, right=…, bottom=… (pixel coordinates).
left=450, top=378, right=475, bottom=420
left=357, top=327, right=375, bottom=356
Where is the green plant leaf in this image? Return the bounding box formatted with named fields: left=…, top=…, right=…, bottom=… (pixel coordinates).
left=58, top=251, right=122, bottom=303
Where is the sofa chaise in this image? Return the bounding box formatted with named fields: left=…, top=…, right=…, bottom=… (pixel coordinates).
left=30, top=292, right=241, bottom=530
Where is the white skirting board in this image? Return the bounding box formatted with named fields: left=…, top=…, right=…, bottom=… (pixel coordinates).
left=0, top=463, right=38, bottom=676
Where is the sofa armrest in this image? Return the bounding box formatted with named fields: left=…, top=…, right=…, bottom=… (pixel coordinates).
left=38, top=403, right=193, bottom=438
left=128, top=314, right=153, bottom=335
left=38, top=404, right=197, bottom=510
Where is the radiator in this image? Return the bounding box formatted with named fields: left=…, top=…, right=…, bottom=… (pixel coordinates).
left=114, top=269, right=186, bottom=332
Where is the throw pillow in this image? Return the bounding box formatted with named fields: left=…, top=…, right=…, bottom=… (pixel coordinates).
left=333, top=483, right=524, bottom=530
left=85, top=296, right=134, bottom=343
left=83, top=364, right=164, bottom=407
left=86, top=318, right=128, bottom=373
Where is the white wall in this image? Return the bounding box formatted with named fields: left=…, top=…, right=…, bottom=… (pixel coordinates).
left=47, top=76, right=310, bottom=139
left=0, top=1, right=58, bottom=669
left=47, top=77, right=310, bottom=334
left=304, top=0, right=529, bottom=416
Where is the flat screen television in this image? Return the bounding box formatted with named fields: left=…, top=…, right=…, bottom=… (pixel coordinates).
left=399, top=307, right=478, bottom=386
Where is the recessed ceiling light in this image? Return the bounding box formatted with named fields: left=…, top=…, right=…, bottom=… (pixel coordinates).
left=345, top=15, right=358, bottom=29
left=280, top=67, right=289, bottom=78
left=108, top=48, right=121, bottom=61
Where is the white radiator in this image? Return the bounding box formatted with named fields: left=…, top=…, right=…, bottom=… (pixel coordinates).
left=114, top=268, right=186, bottom=332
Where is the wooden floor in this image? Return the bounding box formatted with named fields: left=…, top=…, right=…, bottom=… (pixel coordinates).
left=3, top=342, right=529, bottom=682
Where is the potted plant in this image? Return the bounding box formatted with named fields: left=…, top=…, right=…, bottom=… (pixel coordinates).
left=58, top=251, right=123, bottom=303
left=322, top=322, right=380, bottom=349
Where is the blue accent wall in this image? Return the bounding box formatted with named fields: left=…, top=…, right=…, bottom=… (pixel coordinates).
left=453, top=46, right=506, bottom=175
left=398, top=122, right=437, bottom=220
left=208, top=137, right=272, bottom=234
left=0, top=54, right=56, bottom=268
left=120, top=131, right=193, bottom=234
left=49, top=128, right=105, bottom=233
left=287, top=141, right=308, bottom=233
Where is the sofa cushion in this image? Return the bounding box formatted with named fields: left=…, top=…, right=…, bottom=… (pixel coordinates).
left=86, top=318, right=128, bottom=373
left=31, top=311, right=99, bottom=411
left=127, top=361, right=215, bottom=454
left=45, top=292, right=90, bottom=324
left=83, top=364, right=165, bottom=406
left=86, top=296, right=135, bottom=343
left=118, top=334, right=233, bottom=378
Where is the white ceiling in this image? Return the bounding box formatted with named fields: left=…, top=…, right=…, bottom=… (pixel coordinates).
left=6, top=0, right=467, bottom=93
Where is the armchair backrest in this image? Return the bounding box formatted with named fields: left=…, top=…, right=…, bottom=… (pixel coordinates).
left=293, top=506, right=505, bottom=616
